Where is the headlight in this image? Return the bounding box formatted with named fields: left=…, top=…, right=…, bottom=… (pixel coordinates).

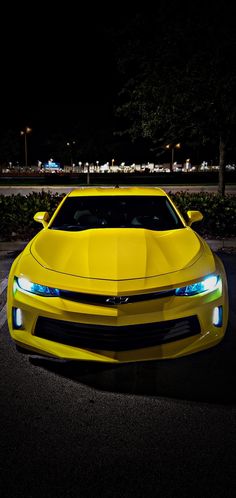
left=15, top=277, right=59, bottom=297
left=175, top=275, right=220, bottom=296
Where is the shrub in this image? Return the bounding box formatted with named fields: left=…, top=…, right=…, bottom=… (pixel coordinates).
left=169, top=191, right=236, bottom=238
left=0, top=191, right=64, bottom=240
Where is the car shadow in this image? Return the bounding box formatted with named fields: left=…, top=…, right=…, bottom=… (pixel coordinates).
left=29, top=324, right=236, bottom=406
left=29, top=251, right=236, bottom=406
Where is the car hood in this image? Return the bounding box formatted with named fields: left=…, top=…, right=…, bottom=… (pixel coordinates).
left=30, top=227, right=204, bottom=281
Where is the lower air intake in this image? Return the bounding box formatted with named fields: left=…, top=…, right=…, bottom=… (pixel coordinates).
left=34, top=315, right=200, bottom=351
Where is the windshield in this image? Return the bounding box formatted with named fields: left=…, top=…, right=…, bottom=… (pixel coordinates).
left=49, top=196, right=184, bottom=231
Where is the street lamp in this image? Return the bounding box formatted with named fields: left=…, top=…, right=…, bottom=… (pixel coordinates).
left=165, top=143, right=181, bottom=171
left=185, top=158, right=191, bottom=171
left=66, top=141, right=76, bottom=167
left=86, top=162, right=90, bottom=185
left=20, top=127, right=32, bottom=167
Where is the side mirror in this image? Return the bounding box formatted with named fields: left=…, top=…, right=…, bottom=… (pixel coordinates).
left=186, top=210, right=203, bottom=226
left=34, top=211, right=50, bottom=228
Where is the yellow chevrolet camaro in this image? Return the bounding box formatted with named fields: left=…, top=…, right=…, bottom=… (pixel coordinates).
left=7, top=187, right=228, bottom=363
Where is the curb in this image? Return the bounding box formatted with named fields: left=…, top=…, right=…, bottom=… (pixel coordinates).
left=0, top=241, right=28, bottom=252
left=1, top=238, right=236, bottom=253
left=204, top=239, right=236, bottom=251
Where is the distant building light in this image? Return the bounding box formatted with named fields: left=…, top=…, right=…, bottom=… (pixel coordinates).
left=43, top=160, right=61, bottom=170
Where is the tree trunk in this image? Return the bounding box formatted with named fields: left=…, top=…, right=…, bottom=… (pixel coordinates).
left=218, top=136, right=226, bottom=196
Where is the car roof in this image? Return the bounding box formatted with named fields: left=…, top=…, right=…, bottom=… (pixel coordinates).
left=68, top=187, right=167, bottom=197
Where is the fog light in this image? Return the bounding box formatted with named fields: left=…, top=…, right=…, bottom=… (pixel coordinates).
left=13, top=308, right=23, bottom=328
left=213, top=306, right=223, bottom=327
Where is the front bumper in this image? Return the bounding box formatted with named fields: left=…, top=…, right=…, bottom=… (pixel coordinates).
left=7, top=278, right=228, bottom=362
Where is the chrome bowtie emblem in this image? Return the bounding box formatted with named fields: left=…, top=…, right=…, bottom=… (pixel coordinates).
left=106, top=296, right=129, bottom=305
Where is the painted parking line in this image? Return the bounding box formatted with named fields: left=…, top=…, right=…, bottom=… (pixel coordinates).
left=0, top=278, right=8, bottom=295
left=0, top=279, right=8, bottom=327
left=0, top=304, right=7, bottom=328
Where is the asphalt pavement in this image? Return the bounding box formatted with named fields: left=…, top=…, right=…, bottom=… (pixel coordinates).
left=0, top=248, right=236, bottom=497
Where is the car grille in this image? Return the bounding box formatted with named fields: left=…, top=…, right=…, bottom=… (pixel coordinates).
left=34, top=316, right=201, bottom=351
left=59, top=289, right=175, bottom=305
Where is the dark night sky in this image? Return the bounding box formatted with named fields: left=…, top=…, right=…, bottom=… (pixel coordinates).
left=1, top=2, right=231, bottom=127
left=0, top=6, right=120, bottom=160
left=1, top=5, right=124, bottom=127
left=0, top=4, right=133, bottom=163
left=1, top=3, right=235, bottom=164
left=1, top=40, right=116, bottom=127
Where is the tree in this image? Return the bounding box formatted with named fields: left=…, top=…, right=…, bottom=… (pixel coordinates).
left=115, top=3, right=236, bottom=195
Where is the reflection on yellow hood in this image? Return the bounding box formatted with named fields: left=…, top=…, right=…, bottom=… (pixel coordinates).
left=31, top=227, right=204, bottom=281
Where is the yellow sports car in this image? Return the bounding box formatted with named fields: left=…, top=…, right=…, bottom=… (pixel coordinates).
left=7, top=187, right=228, bottom=363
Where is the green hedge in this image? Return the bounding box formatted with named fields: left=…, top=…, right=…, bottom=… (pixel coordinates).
left=0, top=191, right=235, bottom=241
left=0, top=191, right=64, bottom=241
left=170, top=192, right=236, bottom=238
